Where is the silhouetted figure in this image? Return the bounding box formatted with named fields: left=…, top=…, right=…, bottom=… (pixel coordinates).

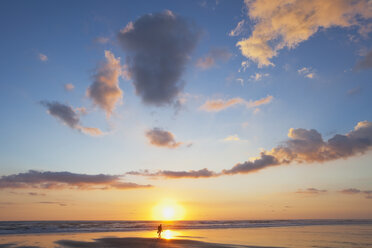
left=157, top=224, right=163, bottom=238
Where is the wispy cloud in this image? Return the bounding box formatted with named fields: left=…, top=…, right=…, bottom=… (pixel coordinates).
left=94, top=36, right=109, bottom=44
left=237, top=0, right=372, bottom=67
left=39, top=53, right=48, bottom=62
left=355, top=49, right=372, bottom=70
left=145, top=128, right=183, bottom=149
left=196, top=48, right=232, bottom=69
left=224, top=134, right=240, bottom=141
left=347, top=86, right=362, bottom=96
left=28, top=192, right=46, bottom=196
left=340, top=188, right=372, bottom=199
left=64, top=83, right=75, bottom=91
left=41, top=101, right=104, bottom=136
left=298, top=67, right=316, bottom=79
left=200, top=95, right=273, bottom=112
left=37, top=201, right=67, bottom=207
left=229, top=20, right=245, bottom=37
left=87, top=50, right=123, bottom=116
left=238, top=60, right=250, bottom=72
left=296, top=188, right=327, bottom=194
left=0, top=170, right=152, bottom=190
left=117, top=10, right=200, bottom=106
left=250, top=73, right=269, bottom=81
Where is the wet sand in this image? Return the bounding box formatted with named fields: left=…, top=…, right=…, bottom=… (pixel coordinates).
left=1, top=225, right=371, bottom=248
left=55, top=237, right=279, bottom=248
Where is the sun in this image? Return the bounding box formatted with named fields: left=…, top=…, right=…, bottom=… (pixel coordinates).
left=152, top=200, right=185, bottom=221
left=162, top=206, right=175, bottom=220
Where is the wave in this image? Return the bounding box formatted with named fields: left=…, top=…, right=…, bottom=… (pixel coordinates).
left=0, top=219, right=371, bottom=235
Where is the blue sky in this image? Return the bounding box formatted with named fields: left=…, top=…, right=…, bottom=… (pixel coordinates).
left=0, top=0, right=371, bottom=220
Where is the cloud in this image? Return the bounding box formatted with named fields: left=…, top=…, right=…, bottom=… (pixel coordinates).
left=340, top=188, right=361, bottom=194
left=223, top=153, right=279, bottom=174
left=200, top=95, right=273, bottom=112
left=64, top=83, right=75, bottom=91
left=39, top=53, right=48, bottom=62
left=37, top=201, right=67, bottom=207
left=239, top=60, right=250, bottom=72
left=94, top=36, right=109, bottom=44
left=296, top=188, right=327, bottom=194
left=196, top=48, right=232, bottom=69
left=340, top=188, right=372, bottom=199
left=86, top=50, right=123, bottom=116
left=236, top=78, right=244, bottom=86
left=200, top=98, right=245, bottom=112
left=250, top=73, right=269, bottom=81
left=237, top=0, right=372, bottom=67
left=129, top=120, right=372, bottom=179
left=117, top=10, right=200, bottom=106
left=229, top=20, right=245, bottom=37
left=145, top=128, right=182, bottom=148
left=347, top=86, right=362, bottom=96
left=355, top=49, right=372, bottom=70
left=0, top=170, right=152, bottom=190
left=80, top=127, right=104, bottom=136
left=224, top=120, right=372, bottom=175
left=41, top=101, right=103, bottom=136
left=298, top=67, right=316, bottom=79
left=28, top=192, right=46, bottom=196
left=224, top=134, right=240, bottom=141
left=127, top=168, right=217, bottom=179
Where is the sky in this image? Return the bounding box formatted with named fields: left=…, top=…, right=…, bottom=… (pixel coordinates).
left=0, top=0, right=371, bottom=221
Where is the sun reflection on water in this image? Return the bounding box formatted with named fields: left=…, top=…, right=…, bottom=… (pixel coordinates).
left=163, top=229, right=172, bottom=239
left=161, top=229, right=182, bottom=240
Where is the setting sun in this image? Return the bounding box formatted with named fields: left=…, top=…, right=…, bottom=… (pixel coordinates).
left=162, top=206, right=175, bottom=220
left=152, top=200, right=185, bottom=221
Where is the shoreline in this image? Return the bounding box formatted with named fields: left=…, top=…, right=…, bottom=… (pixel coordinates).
left=55, top=237, right=279, bottom=248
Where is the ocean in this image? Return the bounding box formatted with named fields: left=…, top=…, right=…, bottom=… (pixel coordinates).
left=0, top=219, right=371, bottom=247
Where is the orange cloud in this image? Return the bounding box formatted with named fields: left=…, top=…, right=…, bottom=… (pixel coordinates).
left=145, top=128, right=183, bottom=149
left=237, top=0, right=372, bottom=67
left=200, top=95, right=273, bottom=112
left=87, top=50, right=123, bottom=116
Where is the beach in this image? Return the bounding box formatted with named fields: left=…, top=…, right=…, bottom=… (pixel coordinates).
left=1, top=221, right=371, bottom=248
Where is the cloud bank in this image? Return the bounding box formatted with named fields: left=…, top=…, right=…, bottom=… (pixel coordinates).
left=145, top=128, right=183, bottom=148
left=237, top=0, right=372, bottom=67
left=130, top=121, right=372, bottom=178
left=200, top=95, right=273, bottom=112
left=0, top=170, right=152, bottom=190
left=87, top=50, right=123, bottom=116
left=117, top=10, right=200, bottom=106
left=41, top=101, right=103, bottom=136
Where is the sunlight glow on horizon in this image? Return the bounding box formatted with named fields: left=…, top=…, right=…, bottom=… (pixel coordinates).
left=152, top=200, right=186, bottom=221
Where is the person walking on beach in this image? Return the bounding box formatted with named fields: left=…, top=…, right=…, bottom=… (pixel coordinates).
left=157, top=224, right=163, bottom=238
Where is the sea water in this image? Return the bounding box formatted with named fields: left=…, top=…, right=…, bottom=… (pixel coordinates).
left=0, top=219, right=371, bottom=247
